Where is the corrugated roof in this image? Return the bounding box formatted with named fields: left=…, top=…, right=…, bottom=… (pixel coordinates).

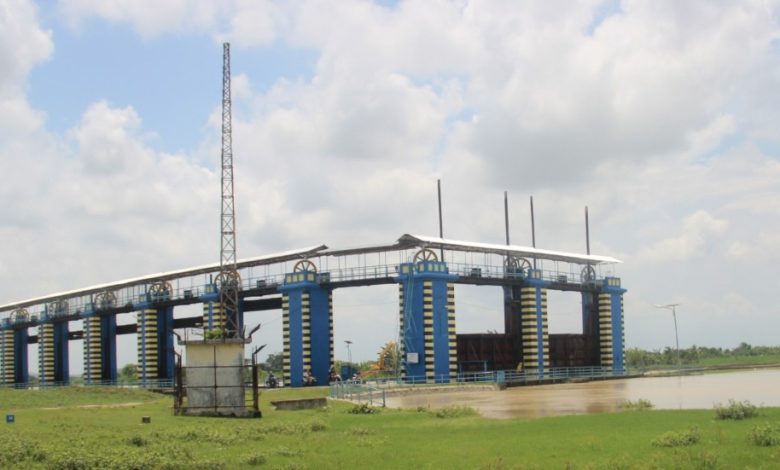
left=398, top=234, right=622, bottom=265
left=0, top=245, right=327, bottom=312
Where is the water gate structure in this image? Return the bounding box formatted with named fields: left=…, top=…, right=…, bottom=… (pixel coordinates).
left=0, top=234, right=625, bottom=387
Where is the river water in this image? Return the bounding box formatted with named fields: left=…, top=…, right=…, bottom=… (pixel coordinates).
left=384, top=369, right=780, bottom=419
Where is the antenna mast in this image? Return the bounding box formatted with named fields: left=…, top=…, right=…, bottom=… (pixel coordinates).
left=218, top=42, right=240, bottom=338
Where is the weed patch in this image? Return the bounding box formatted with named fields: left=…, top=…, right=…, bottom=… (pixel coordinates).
left=245, top=452, right=269, bottom=466
left=749, top=422, right=780, bottom=447
left=714, top=399, right=759, bottom=420
left=651, top=426, right=702, bottom=447
left=127, top=435, right=148, bottom=447
left=620, top=399, right=654, bottom=411
left=347, top=403, right=381, bottom=414
left=434, top=405, right=479, bottom=418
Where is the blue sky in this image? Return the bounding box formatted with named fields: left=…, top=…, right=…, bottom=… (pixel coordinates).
left=2, top=0, right=780, bottom=371
left=28, top=14, right=317, bottom=155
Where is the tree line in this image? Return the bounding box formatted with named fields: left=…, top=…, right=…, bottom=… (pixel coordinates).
left=625, top=343, right=780, bottom=368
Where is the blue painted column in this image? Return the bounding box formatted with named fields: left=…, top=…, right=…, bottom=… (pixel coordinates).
left=599, top=277, right=627, bottom=373
left=520, top=270, right=550, bottom=375
left=14, top=328, right=29, bottom=384
left=100, top=315, right=117, bottom=383
left=157, top=306, right=175, bottom=382
left=53, top=322, right=69, bottom=384
left=279, top=270, right=333, bottom=387
left=396, top=260, right=457, bottom=384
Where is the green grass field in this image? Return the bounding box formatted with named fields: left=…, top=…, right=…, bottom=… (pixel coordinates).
left=696, top=354, right=780, bottom=367
left=1, top=386, right=779, bottom=469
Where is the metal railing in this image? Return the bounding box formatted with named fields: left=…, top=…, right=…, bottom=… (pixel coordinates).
left=329, top=366, right=627, bottom=399
left=1, top=259, right=610, bottom=329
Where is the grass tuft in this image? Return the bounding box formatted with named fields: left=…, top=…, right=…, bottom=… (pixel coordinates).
left=620, top=398, right=654, bottom=411
left=749, top=422, right=780, bottom=447
left=714, top=399, right=759, bottom=420
left=347, top=403, right=381, bottom=414
left=244, top=452, right=268, bottom=466
left=651, top=426, right=702, bottom=447
left=434, top=405, right=479, bottom=419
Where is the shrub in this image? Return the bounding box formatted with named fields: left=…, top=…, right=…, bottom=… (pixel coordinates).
left=274, top=446, right=303, bottom=457
left=347, top=427, right=373, bottom=436
left=714, top=399, right=759, bottom=420
left=245, top=452, right=268, bottom=466
left=348, top=403, right=380, bottom=414
left=434, top=405, right=479, bottom=419
left=749, top=422, right=780, bottom=447
left=308, top=419, right=327, bottom=432
left=127, top=435, right=148, bottom=447
left=620, top=399, right=654, bottom=411
left=651, top=426, right=702, bottom=447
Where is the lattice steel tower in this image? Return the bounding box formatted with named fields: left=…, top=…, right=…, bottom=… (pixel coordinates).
left=218, top=42, right=241, bottom=338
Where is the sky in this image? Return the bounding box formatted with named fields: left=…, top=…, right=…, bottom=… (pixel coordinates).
left=1, top=0, right=780, bottom=372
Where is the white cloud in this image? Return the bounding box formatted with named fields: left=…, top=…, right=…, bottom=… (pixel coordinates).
left=636, top=211, right=728, bottom=263
left=4, top=0, right=780, bottom=363
left=0, top=0, right=53, bottom=93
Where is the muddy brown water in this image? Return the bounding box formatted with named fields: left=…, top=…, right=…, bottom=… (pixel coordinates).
left=384, top=369, right=780, bottom=419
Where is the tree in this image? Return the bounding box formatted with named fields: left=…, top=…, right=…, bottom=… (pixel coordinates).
left=264, top=352, right=283, bottom=372
left=120, top=363, right=138, bottom=382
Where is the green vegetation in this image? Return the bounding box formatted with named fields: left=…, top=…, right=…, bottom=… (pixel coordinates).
left=620, top=398, right=655, bottom=411
left=651, top=426, right=702, bottom=447
left=1, top=386, right=780, bottom=469
left=625, top=342, right=780, bottom=370
left=750, top=423, right=780, bottom=447
left=714, top=399, right=760, bottom=420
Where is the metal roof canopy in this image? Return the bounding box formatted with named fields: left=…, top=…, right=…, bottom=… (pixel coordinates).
left=398, top=234, right=622, bottom=265
left=0, top=245, right=327, bottom=312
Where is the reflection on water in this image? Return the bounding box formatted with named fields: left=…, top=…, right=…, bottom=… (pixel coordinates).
left=384, top=369, right=780, bottom=419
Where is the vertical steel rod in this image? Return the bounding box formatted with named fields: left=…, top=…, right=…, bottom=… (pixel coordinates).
left=585, top=206, right=591, bottom=255
left=437, top=179, right=444, bottom=261
left=504, top=191, right=510, bottom=245
left=530, top=195, right=537, bottom=269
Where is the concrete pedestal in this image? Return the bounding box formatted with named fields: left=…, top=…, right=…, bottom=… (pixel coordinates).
left=181, top=339, right=251, bottom=417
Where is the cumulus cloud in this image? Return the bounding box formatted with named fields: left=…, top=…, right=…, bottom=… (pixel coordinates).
left=3, top=0, right=780, bottom=359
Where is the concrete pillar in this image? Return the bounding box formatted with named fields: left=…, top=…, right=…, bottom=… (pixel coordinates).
left=279, top=271, right=333, bottom=387
left=13, top=329, right=29, bottom=384
left=39, top=323, right=55, bottom=385
left=1, top=329, right=14, bottom=385
left=520, top=270, right=550, bottom=375
left=396, top=259, right=457, bottom=383
left=599, top=277, right=626, bottom=373
left=53, top=322, right=69, bottom=384
left=83, top=315, right=116, bottom=384
left=138, top=306, right=175, bottom=385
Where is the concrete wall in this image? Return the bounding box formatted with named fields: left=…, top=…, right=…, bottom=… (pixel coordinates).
left=183, top=340, right=246, bottom=416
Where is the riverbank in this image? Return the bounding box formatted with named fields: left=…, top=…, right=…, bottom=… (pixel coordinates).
left=1, top=385, right=778, bottom=469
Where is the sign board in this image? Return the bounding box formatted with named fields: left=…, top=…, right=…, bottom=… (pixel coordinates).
left=406, top=352, right=419, bottom=364
left=6, top=414, right=14, bottom=424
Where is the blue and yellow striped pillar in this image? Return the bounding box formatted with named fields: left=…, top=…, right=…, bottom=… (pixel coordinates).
left=138, top=309, right=158, bottom=384
left=39, top=323, right=55, bottom=385
left=83, top=317, right=101, bottom=384
left=520, top=270, right=550, bottom=375
left=279, top=270, right=332, bottom=387
left=137, top=306, right=175, bottom=385
left=202, top=301, right=225, bottom=334
left=599, top=277, right=626, bottom=373
left=83, top=315, right=117, bottom=384
left=396, top=260, right=458, bottom=383
left=1, top=329, right=14, bottom=385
